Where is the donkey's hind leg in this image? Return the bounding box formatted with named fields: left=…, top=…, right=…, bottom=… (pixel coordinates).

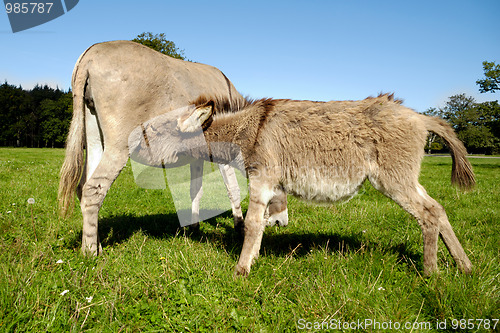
left=417, top=185, right=472, bottom=274
left=371, top=176, right=472, bottom=275
left=77, top=105, right=104, bottom=201
left=80, top=147, right=128, bottom=255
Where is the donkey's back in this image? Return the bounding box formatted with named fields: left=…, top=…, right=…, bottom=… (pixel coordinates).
left=259, top=94, right=436, bottom=202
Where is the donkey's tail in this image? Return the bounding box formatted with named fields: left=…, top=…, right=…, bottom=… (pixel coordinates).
left=58, top=51, right=89, bottom=217
left=423, top=115, right=476, bottom=191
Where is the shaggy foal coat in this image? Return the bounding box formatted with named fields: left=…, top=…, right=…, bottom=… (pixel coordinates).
left=174, top=94, right=475, bottom=276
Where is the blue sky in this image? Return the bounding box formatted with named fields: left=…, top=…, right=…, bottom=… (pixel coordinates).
left=1, top=0, right=499, bottom=113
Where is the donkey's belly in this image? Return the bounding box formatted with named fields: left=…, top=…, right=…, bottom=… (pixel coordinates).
left=283, top=172, right=365, bottom=203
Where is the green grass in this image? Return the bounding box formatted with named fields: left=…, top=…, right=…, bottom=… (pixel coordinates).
left=0, top=148, right=498, bottom=332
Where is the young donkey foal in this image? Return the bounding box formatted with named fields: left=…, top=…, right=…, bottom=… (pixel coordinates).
left=152, top=93, right=475, bottom=276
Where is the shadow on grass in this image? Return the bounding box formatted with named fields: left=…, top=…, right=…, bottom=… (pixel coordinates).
left=65, top=210, right=423, bottom=271
left=472, top=163, right=500, bottom=169
left=260, top=230, right=423, bottom=271
left=99, top=212, right=181, bottom=245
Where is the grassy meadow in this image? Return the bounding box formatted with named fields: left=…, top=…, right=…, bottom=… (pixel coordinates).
left=0, top=148, right=498, bottom=332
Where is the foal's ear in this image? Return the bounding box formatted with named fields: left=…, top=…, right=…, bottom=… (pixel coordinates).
left=177, top=101, right=214, bottom=132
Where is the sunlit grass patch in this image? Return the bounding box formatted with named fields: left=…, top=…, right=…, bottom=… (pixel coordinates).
left=0, top=148, right=498, bottom=331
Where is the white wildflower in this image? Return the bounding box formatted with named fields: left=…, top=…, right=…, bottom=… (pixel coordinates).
left=56, top=259, right=64, bottom=264
left=60, top=289, right=69, bottom=296
left=86, top=296, right=93, bottom=303
left=27, top=198, right=35, bottom=205
left=378, top=286, right=385, bottom=291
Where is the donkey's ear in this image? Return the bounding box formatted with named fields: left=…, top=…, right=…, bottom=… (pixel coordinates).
left=177, top=101, right=214, bottom=132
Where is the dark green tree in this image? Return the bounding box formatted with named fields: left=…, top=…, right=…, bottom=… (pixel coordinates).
left=475, top=100, right=500, bottom=141
left=132, top=32, right=186, bottom=60
left=441, top=94, right=477, bottom=132
left=26, top=85, right=66, bottom=147
left=476, top=61, right=500, bottom=93
left=39, top=92, right=73, bottom=148
left=422, top=107, right=443, bottom=153
left=0, top=82, right=31, bottom=146
left=437, top=94, right=499, bottom=154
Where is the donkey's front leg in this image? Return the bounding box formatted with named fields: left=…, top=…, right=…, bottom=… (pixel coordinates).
left=235, top=182, right=273, bottom=276
left=189, top=160, right=204, bottom=228
left=218, top=164, right=244, bottom=231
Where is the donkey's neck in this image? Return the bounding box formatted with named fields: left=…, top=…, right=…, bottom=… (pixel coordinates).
left=203, top=102, right=268, bottom=165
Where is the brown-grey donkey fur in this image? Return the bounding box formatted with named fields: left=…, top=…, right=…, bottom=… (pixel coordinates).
left=167, top=93, right=475, bottom=276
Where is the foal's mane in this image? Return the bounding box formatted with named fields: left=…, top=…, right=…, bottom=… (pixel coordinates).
left=190, top=94, right=253, bottom=115
left=365, top=93, right=404, bottom=104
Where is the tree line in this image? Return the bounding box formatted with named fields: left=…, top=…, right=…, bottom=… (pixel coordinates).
left=0, top=83, right=72, bottom=148
left=0, top=33, right=498, bottom=154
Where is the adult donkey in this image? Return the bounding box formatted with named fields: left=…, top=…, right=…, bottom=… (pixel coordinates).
left=136, top=93, right=475, bottom=276
left=58, top=40, right=288, bottom=255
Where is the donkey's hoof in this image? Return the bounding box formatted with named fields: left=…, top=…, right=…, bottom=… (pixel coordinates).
left=423, top=265, right=439, bottom=277
left=234, top=220, right=245, bottom=238
left=81, top=243, right=101, bottom=256
left=188, top=222, right=200, bottom=232
left=458, top=259, right=473, bottom=274
left=233, top=215, right=244, bottom=229
left=234, top=264, right=250, bottom=277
